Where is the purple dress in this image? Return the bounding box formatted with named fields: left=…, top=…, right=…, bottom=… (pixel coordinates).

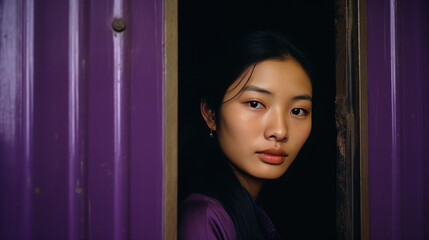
left=179, top=193, right=281, bottom=240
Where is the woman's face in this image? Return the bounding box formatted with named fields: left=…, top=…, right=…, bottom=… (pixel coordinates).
left=214, top=59, right=312, bottom=180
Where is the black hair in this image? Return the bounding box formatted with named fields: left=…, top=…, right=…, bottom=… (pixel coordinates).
left=179, top=31, right=312, bottom=240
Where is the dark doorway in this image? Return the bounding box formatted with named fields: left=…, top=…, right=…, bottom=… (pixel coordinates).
left=178, top=1, right=337, bottom=239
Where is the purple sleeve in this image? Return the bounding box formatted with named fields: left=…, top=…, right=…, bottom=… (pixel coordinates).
left=179, top=194, right=236, bottom=240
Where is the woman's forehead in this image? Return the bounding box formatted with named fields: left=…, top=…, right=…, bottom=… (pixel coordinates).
left=224, top=59, right=312, bottom=100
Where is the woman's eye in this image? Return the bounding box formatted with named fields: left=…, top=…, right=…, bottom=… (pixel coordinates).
left=291, top=108, right=307, bottom=116
left=247, top=101, right=264, bottom=109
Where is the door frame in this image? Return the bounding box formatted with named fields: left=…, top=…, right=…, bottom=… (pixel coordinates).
left=164, top=0, right=178, bottom=239
left=163, top=0, right=369, bottom=238
left=334, top=0, right=369, bottom=239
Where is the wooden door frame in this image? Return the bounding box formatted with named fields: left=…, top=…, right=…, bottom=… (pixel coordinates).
left=335, top=0, right=369, bottom=239
left=164, top=0, right=178, bottom=239
left=163, top=0, right=369, bottom=238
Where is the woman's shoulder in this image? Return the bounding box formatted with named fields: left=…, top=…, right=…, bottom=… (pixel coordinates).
left=179, top=193, right=236, bottom=240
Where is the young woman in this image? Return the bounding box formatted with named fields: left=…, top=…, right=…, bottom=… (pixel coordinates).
left=179, top=31, right=313, bottom=240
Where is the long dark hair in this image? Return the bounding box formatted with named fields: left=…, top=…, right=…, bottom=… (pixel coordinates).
left=179, top=31, right=312, bottom=240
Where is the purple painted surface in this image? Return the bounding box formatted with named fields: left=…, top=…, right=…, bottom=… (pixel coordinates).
left=367, top=0, right=393, bottom=238
left=87, top=0, right=116, bottom=238
left=396, top=0, right=429, bottom=238
left=128, top=0, right=164, bottom=239
left=0, top=0, right=164, bottom=239
left=0, top=1, right=33, bottom=239
left=68, top=1, right=89, bottom=239
left=367, top=0, right=429, bottom=239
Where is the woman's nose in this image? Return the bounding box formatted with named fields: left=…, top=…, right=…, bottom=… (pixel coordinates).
left=264, top=110, right=288, bottom=142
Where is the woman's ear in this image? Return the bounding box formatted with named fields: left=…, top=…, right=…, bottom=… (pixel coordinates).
left=200, top=101, right=217, bottom=131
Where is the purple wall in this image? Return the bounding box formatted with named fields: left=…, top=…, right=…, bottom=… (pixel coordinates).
left=367, top=0, right=429, bottom=239
left=3, top=0, right=427, bottom=239
left=0, top=0, right=165, bottom=239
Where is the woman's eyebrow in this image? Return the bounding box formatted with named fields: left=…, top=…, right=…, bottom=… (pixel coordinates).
left=293, top=94, right=312, bottom=101
left=244, top=85, right=312, bottom=101
left=243, top=85, right=272, bottom=95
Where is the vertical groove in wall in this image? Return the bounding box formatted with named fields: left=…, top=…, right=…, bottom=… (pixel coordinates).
left=23, top=0, right=34, bottom=238
left=68, top=0, right=88, bottom=239
left=113, top=0, right=130, bottom=239
left=389, top=0, right=401, bottom=239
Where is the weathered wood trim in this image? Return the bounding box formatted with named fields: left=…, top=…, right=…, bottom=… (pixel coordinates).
left=335, top=0, right=368, bottom=239
left=164, top=0, right=178, bottom=239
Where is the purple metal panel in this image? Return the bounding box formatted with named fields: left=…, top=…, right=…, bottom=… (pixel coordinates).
left=68, top=0, right=89, bottom=239
left=1, top=0, right=165, bottom=239
left=32, top=1, right=70, bottom=239
left=87, top=0, right=116, bottom=239
left=112, top=0, right=131, bottom=239
left=128, top=0, right=164, bottom=239
left=87, top=0, right=164, bottom=239
left=367, top=0, right=429, bottom=239
left=0, top=0, right=33, bottom=239
left=367, top=0, right=394, bottom=238
left=396, top=0, right=429, bottom=239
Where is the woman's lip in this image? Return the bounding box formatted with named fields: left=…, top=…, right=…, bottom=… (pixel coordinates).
left=256, top=148, right=287, bottom=156
left=256, top=152, right=287, bottom=165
